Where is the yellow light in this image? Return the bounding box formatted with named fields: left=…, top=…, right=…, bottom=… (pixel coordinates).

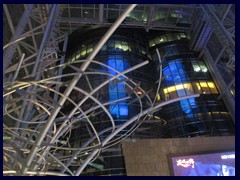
left=136, top=90, right=142, bottom=95
left=207, top=82, right=214, bottom=88
left=157, top=94, right=161, bottom=101
left=163, top=89, right=168, bottom=94
left=167, top=86, right=176, bottom=93
left=200, top=82, right=208, bottom=87
left=175, top=84, right=184, bottom=90
left=183, top=83, right=190, bottom=89
left=154, top=116, right=160, bottom=119
left=196, top=83, right=201, bottom=90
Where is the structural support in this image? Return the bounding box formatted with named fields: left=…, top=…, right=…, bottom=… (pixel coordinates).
left=3, top=4, right=23, bottom=59
left=3, top=4, right=34, bottom=76
left=19, top=4, right=60, bottom=134
left=152, top=49, right=162, bottom=105
left=31, top=4, right=59, bottom=79
left=214, top=47, right=225, bottom=65
left=99, top=4, right=104, bottom=23
left=53, top=34, right=68, bottom=101
left=145, top=5, right=157, bottom=32
left=20, top=4, right=137, bottom=175
left=11, top=53, right=25, bottom=83
left=74, top=94, right=200, bottom=175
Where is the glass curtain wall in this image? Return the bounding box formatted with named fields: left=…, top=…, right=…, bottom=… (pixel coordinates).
left=62, top=27, right=154, bottom=175
left=144, top=32, right=235, bottom=138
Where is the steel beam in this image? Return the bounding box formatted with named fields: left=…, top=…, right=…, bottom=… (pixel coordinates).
left=3, top=4, right=23, bottom=58
left=20, top=4, right=137, bottom=175
left=99, top=4, right=104, bottom=23
left=74, top=94, right=200, bottom=175
left=3, top=4, right=34, bottom=76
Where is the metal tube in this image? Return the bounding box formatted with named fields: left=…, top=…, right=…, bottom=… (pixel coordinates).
left=20, top=4, right=137, bottom=175
left=214, top=47, right=226, bottom=65
left=3, top=4, right=34, bottom=76
left=74, top=94, right=200, bottom=175
left=152, top=49, right=162, bottom=105
left=61, top=125, right=118, bottom=173
left=20, top=4, right=59, bottom=133
left=102, top=94, right=200, bottom=146
left=11, top=53, right=25, bottom=83
left=226, top=78, right=235, bottom=90
left=200, top=4, right=235, bottom=46
left=99, top=4, right=104, bottom=23
left=3, top=4, right=25, bottom=66
left=53, top=34, right=68, bottom=101
left=31, top=4, right=59, bottom=78
left=221, top=4, right=232, bottom=21
left=67, top=60, right=148, bottom=131
left=33, top=60, right=147, bottom=171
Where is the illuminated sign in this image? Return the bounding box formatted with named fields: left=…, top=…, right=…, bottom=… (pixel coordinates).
left=176, top=158, right=195, bottom=168
left=221, top=154, right=235, bottom=159
left=170, top=151, right=235, bottom=176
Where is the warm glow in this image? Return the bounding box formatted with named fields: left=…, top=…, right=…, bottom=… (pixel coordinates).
left=136, top=90, right=142, bottom=95
left=164, top=89, right=168, bottom=94
left=163, top=81, right=218, bottom=96
left=207, top=82, right=214, bottom=88
left=183, top=83, right=190, bottom=89
left=175, top=84, right=184, bottom=90
left=200, top=82, right=208, bottom=87
left=167, top=86, right=176, bottom=93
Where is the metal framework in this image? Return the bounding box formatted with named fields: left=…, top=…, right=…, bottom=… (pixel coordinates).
left=3, top=4, right=235, bottom=176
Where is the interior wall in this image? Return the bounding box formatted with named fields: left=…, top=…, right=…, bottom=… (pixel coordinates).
left=122, top=136, right=235, bottom=176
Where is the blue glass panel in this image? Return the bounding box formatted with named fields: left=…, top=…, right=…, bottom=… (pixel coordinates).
left=174, top=76, right=181, bottom=84
left=169, top=62, right=178, bottom=74
left=180, top=99, right=193, bottom=118
left=107, top=56, right=129, bottom=118
left=118, top=92, right=126, bottom=98
left=177, top=89, right=186, bottom=97
left=108, top=69, right=116, bottom=76
left=163, top=67, right=172, bottom=82
left=116, top=59, right=124, bottom=70
left=109, top=83, right=118, bottom=92
left=176, top=61, right=184, bottom=74
left=108, top=59, right=115, bottom=69
left=124, top=61, right=130, bottom=69
left=189, top=98, right=196, bottom=106
left=172, top=60, right=195, bottom=119
left=108, top=59, right=116, bottom=75
left=118, top=83, right=125, bottom=92
left=110, top=105, right=119, bottom=116
left=180, top=73, right=187, bottom=82
left=109, top=92, right=118, bottom=100
left=119, top=105, right=128, bottom=116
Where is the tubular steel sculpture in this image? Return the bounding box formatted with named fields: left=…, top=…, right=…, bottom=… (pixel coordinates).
left=3, top=4, right=200, bottom=176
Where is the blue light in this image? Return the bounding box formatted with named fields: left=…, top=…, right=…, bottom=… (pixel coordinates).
left=168, top=60, right=196, bottom=119
left=180, top=99, right=193, bottom=118
left=107, top=56, right=128, bottom=118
